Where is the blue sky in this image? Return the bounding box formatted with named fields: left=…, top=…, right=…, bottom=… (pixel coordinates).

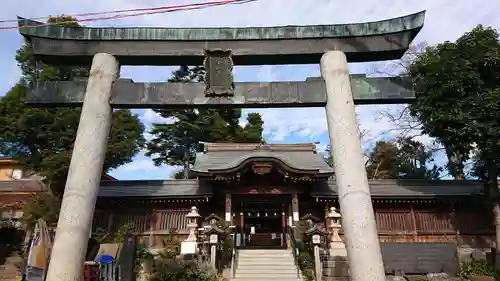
left=1, top=0, right=499, bottom=180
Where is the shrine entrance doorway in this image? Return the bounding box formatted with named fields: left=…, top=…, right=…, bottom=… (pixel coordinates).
left=233, top=194, right=289, bottom=249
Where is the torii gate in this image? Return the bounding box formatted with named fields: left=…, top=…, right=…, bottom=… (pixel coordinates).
left=18, top=10, right=425, bottom=281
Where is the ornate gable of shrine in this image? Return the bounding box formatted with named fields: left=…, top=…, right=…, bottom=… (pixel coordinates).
left=189, top=143, right=334, bottom=179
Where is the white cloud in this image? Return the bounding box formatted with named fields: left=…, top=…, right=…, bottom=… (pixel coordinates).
left=246, top=104, right=429, bottom=146
left=316, top=143, right=327, bottom=153
left=110, top=155, right=182, bottom=179
left=140, top=109, right=167, bottom=124
left=118, top=159, right=157, bottom=172
left=256, top=66, right=278, bottom=82
left=244, top=108, right=327, bottom=142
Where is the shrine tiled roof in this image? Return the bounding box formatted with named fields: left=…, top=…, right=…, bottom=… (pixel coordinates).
left=96, top=179, right=483, bottom=199
left=0, top=179, right=46, bottom=192
left=190, top=143, right=334, bottom=176
left=311, top=179, right=483, bottom=198
left=97, top=179, right=212, bottom=198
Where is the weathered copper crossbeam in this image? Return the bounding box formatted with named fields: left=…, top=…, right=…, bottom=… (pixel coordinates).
left=27, top=76, right=414, bottom=108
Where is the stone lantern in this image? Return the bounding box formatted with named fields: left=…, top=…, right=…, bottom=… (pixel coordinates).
left=181, top=206, right=201, bottom=256
left=327, top=207, right=346, bottom=255
left=324, top=207, right=349, bottom=279
left=186, top=206, right=201, bottom=240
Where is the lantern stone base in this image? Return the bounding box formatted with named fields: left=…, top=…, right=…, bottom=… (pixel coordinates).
left=323, top=242, right=350, bottom=278
left=181, top=241, right=198, bottom=255
left=329, top=242, right=347, bottom=257
left=322, top=256, right=350, bottom=278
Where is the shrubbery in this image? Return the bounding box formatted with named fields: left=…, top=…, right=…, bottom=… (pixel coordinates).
left=459, top=259, right=500, bottom=280
left=150, top=260, right=218, bottom=281
left=294, top=220, right=315, bottom=281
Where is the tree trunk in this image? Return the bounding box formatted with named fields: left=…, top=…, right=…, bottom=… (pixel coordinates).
left=445, top=146, right=464, bottom=180
left=183, top=146, right=189, bottom=179
left=493, top=201, right=500, bottom=269
left=183, top=161, right=189, bottom=179
left=486, top=160, right=500, bottom=269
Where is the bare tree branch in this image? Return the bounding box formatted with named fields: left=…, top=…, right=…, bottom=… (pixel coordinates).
left=365, top=43, right=430, bottom=143
left=370, top=42, right=429, bottom=77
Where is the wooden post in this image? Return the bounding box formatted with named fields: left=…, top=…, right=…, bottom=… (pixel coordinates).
left=107, top=211, right=115, bottom=232
left=225, top=194, right=232, bottom=223
left=324, top=203, right=330, bottom=228
left=450, top=201, right=460, bottom=245
left=292, top=193, right=299, bottom=224
left=149, top=207, right=157, bottom=247
left=409, top=203, right=418, bottom=241
left=154, top=209, right=163, bottom=247
left=281, top=211, right=286, bottom=248
left=240, top=212, right=244, bottom=247
left=284, top=211, right=291, bottom=248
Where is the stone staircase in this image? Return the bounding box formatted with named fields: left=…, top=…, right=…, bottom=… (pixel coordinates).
left=0, top=255, right=22, bottom=281
left=232, top=249, right=302, bottom=281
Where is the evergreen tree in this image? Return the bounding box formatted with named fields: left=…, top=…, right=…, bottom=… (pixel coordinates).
left=365, top=141, right=400, bottom=179
left=407, top=25, right=500, bottom=262
left=396, top=137, right=441, bottom=180
left=0, top=16, right=145, bottom=199
left=325, top=138, right=441, bottom=180
left=366, top=138, right=441, bottom=180
left=146, top=66, right=264, bottom=177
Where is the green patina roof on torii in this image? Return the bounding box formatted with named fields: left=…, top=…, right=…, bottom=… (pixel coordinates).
left=190, top=143, right=334, bottom=176
left=16, top=11, right=425, bottom=65
left=17, top=11, right=425, bottom=41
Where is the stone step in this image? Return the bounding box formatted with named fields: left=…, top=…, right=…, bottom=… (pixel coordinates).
left=233, top=273, right=301, bottom=279
left=236, top=264, right=296, bottom=269
left=231, top=277, right=300, bottom=281
left=238, top=259, right=295, bottom=266
left=239, top=255, right=293, bottom=260
left=238, top=252, right=292, bottom=256
left=235, top=249, right=300, bottom=280
left=239, top=250, right=292, bottom=254
left=0, top=273, right=18, bottom=281
left=236, top=267, right=298, bottom=275
left=239, top=249, right=291, bottom=253
left=233, top=279, right=302, bottom=281
left=0, top=258, right=22, bottom=281
left=238, top=252, right=293, bottom=257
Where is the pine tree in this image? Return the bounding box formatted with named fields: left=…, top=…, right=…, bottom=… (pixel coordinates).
left=145, top=66, right=264, bottom=177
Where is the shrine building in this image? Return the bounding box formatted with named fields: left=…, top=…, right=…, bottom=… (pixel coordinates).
left=92, top=143, right=492, bottom=249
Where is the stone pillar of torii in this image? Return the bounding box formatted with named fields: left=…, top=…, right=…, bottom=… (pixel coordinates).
left=45, top=50, right=385, bottom=281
